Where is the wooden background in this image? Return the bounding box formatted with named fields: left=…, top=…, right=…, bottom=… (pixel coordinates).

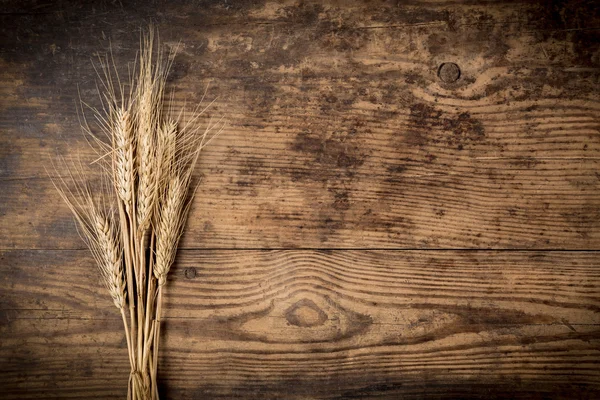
left=1, top=0, right=599, bottom=398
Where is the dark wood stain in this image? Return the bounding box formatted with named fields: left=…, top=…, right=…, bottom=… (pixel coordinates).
left=1, top=0, right=600, bottom=398
left=2, top=250, right=600, bottom=398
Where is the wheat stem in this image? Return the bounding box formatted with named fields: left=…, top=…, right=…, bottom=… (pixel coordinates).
left=153, top=286, right=163, bottom=400
left=121, top=307, right=135, bottom=369
left=118, top=201, right=138, bottom=372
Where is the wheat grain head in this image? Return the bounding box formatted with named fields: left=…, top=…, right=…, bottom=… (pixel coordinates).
left=49, top=162, right=126, bottom=309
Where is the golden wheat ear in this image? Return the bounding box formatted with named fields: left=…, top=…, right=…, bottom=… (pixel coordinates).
left=47, top=157, right=126, bottom=310
left=112, top=106, right=136, bottom=209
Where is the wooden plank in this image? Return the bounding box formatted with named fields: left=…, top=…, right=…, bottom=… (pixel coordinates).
left=1, top=0, right=599, bottom=250
left=1, top=249, right=599, bottom=398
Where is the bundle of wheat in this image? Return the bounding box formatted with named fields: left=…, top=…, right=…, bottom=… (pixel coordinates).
left=51, top=28, right=221, bottom=400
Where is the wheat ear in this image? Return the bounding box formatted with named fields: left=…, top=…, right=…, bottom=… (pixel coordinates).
left=154, top=175, right=185, bottom=285
left=113, top=107, right=136, bottom=209
left=49, top=163, right=126, bottom=309
left=91, top=207, right=126, bottom=309
left=136, top=30, right=167, bottom=232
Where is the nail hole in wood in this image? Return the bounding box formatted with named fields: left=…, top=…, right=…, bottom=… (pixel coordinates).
left=184, top=267, right=197, bottom=279
left=438, top=62, right=461, bottom=83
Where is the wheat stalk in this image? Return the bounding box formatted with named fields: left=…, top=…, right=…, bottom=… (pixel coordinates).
left=50, top=27, right=222, bottom=400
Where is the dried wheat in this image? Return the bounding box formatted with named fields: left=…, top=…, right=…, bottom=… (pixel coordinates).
left=51, top=27, right=222, bottom=400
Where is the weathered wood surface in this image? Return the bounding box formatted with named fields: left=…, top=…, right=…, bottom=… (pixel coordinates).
left=1, top=0, right=599, bottom=249
left=1, top=0, right=599, bottom=398
left=2, top=250, right=599, bottom=399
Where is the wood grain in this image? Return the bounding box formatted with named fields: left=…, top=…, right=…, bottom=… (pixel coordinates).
left=1, top=0, right=599, bottom=398
left=1, top=250, right=599, bottom=398
left=1, top=0, right=599, bottom=250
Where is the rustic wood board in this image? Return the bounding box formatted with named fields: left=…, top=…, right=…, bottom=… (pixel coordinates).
left=1, top=250, right=599, bottom=399
left=1, top=0, right=599, bottom=249
left=1, top=0, right=599, bottom=398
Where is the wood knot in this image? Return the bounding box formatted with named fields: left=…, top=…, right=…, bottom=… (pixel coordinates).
left=438, top=62, right=461, bottom=83
left=285, top=299, right=328, bottom=327
left=184, top=267, right=197, bottom=279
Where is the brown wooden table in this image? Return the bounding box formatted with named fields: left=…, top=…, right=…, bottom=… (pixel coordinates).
left=1, top=0, right=599, bottom=398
